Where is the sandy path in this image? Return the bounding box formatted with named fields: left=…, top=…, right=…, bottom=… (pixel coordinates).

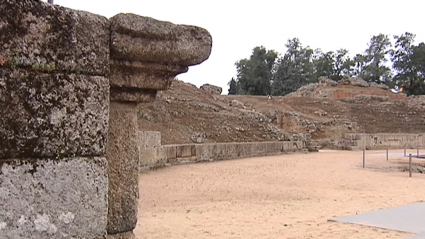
left=135, top=150, right=425, bottom=239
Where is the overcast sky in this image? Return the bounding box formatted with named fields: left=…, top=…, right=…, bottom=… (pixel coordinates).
left=52, top=0, right=424, bottom=94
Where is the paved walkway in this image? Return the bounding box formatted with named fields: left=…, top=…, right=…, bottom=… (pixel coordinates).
left=330, top=202, right=425, bottom=238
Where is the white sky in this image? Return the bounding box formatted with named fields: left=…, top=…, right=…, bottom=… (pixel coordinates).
left=52, top=0, right=424, bottom=94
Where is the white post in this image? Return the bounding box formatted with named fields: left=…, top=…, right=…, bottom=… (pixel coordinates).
left=386, top=145, right=389, bottom=161
left=363, top=136, right=365, bottom=168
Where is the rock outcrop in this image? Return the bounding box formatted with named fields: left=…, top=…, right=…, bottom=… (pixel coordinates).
left=200, top=84, right=222, bottom=95
left=339, top=76, right=369, bottom=87
left=288, top=76, right=405, bottom=100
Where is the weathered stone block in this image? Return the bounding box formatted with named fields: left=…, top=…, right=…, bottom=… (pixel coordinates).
left=0, top=157, right=108, bottom=239
left=226, top=144, right=239, bottom=158
left=110, top=14, right=212, bottom=66
left=0, top=0, right=109, bottom=75
left=110, top=60, right=187, bottom=90
left=176, top=145, right=195, bottom=158
left=249, top=143, right=260, bottom=157
left=139, top=148, right=156, bottom=167
left=137, top=131, right=161, bottom=149
left=284, top=142, right=291, bottom=152
left=107, top=231, right=135, bottom=239
left=237, top=143, right=251, bottom=158
left=163, top=145, right=177, bottom=164
left=216, top=144, right=227, bottom=160
left=196, top=144, right=217, bottom=162
left=256, top=142, right=267, bottom=156
left=139, top=147, right=166, bottom=169
left=294, top=141, right=303, bottom=150
left=200, top=84, right=222, bottom=95
left=110, top=88, right=157, bottom=103
left=106, top=102, right=138, bottom=234
left=266, top=142, right=283, bottom=155
left=138, top=131, right=164, bottom=168
left=0, top=69, right=109, bottom=159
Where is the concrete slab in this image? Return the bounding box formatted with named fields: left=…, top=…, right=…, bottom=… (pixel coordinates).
left=329, top=202, right=425, bottom=235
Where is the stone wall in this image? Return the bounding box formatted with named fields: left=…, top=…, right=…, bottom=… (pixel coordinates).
left=343, top=133, right=425, bottom=150
left=0, top=1, right=110, bottom=238
left=138, top=131, right=306, bottom=170
left=0, top=1, right=212, bottom=239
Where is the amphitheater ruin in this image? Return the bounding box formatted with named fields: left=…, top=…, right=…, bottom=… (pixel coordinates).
left=1, top=1, right=425, bottom=239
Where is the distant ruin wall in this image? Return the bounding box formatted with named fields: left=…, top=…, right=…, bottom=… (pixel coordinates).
left=343, top=133, right=425, bottom=150
left=331, top=90, right=406, bottom=100
left=138, top=131, right=306, bottom=170
left=289, top=77, right=407, bottom=100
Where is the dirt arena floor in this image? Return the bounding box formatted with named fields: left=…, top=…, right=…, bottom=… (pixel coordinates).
left=135, top=150, right=425, bottom=239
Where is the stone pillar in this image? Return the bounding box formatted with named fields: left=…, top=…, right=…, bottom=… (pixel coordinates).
left=106, top=14, right=212, bottom=238
left=0, top=1, right=110, bottom=239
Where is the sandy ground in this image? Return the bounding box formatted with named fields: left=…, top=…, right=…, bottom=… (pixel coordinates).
left=135, top=150, right=425, bottom=239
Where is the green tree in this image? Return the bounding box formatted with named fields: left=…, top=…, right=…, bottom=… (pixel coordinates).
left=361, top=34, right=392, bottom=83
left=352, top=54, right=367, bottom=77
left=235, top=46, right=278, bottom=95
left=333, top=49, right=354, bottom=79
left=313, top=49, right=353, bottom=81
left=272, top=38, right=315, bottom=95
left=313, top=49, right=334, bottom=79
left=391, top=32, right=425, bottom=95
left=228, top=77, right=238, bottom=95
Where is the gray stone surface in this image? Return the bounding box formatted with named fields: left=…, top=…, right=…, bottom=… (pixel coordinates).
left=138, top=131, right=165, bottom=168
left=163, top=145, right=177, bottom=164
left=200, top=84, right=222, bottom=95
left=0, top=157, right=108, bottom=239
left=106, top=102, right=139, bottom=234
left=0, top=0, right=110, bottom=76
left=344, top=133, right=425, bottom=150
left=110, top=14, right=212, bottom=66
left=138, top=131, right=161, bottom=149
left=318, top=76, right=338, bottom=86
left=110, top=88, right=157, bottom=103
left=369, top=82, right=390, bottom=90
left=107, top=231, right=136, bottom=239
left=176, top=145, right=196, bottom=158
left=0, top=69, right=109, bottom=159
left=196, top=144, right=217, bottom=162
left=110, top=60, right=187, bottom=90
left=339, top=76, right=369, bottom=87
left=330, top=202, right=425, bottom=236
left=139, top=147, right=166, bottom=169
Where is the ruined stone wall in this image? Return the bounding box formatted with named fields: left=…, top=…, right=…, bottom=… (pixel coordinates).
left=344, top=133, right=425, bottom=150
left=138, top=131, right=306, bottom=170
left=289, top=77, right=407, bottom=100
left=331, top=90, right=406, bottom=100
left=0, top=1, right=212, bottom=239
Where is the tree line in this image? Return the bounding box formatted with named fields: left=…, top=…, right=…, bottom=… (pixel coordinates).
left=228, top=33, right=425, bottom=96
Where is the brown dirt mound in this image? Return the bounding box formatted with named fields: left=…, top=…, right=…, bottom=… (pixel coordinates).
left=137, top=80, right=425, bottom=145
